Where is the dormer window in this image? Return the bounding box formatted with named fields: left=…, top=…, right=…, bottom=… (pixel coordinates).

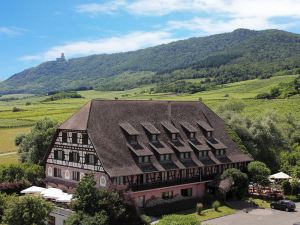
left=171, top=133, right=177, bottom=141
left=199, top=151, right=208, bottom=158
left=180, top=152, right=191, bottom=159
left=130, top=135, right=138, bottom=145
left=160, top=154, right=171, bottom=161
left=216, top=149, right=226, bottom=156
left=54, top=150, right=64, bottom=160
left=197, top=121, right=214, bottom=138
left=138, top=156, right=150, bottom=164
left=151, top=134, right=158, bottom=142
left=190, top=132, right=195, bottom=139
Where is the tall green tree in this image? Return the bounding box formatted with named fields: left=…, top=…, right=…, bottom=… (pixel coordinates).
left=247, top=161, right=271, bottom=186
left=67, top=174, right=147, bottom=225
left=16, top=118, right=58, bottom=164
left=3, top=195, right=52, bottom=225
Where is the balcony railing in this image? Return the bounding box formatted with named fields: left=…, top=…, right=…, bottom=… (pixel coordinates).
left=129, top=174, right=218, bottom=191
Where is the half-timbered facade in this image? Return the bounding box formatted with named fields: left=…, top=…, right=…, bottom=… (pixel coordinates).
left=44, top=100, right=252, bottom=207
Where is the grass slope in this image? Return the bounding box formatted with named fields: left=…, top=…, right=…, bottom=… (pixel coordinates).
left=0, top=75, right=298, bottom=162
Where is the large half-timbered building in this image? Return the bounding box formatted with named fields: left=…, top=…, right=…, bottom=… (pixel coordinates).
left=44, top=100, right=252, bottom=207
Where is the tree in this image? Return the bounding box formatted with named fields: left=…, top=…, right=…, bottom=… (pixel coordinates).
left=247, top=161, right=271, bottom=186
left=16, top=118, right=58, bottom=164
left=3, top=195, right=52, bottom=225
left=221, top=168, right=249, bottom=199
left=67, top=174, right=146, bottom=225
left=282, top=180, right=292, bottom=195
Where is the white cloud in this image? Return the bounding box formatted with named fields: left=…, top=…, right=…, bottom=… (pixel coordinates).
left=167, top=16, right=295, bottom=35
left=75, top=0, right=300, bottom=17
left=76, top=0, right=126, bottom=14
left=75, top=0, right=300, bottom=35
left=0, top=27, right=24, bottom=37
left=20, top=31, right=175, bottom=62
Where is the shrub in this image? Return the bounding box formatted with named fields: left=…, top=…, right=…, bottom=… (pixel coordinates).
left=212, top=200, right=221, bottom=211
left=256, top=92, right=270, bottom=99
left=25, top=102, right=31, bottom=106
left=12, top=107, right=22, bottom=112
left=196, top=202, right=203, bottom=215
left=285, top=195, right=300, bottom=202
left=144, top=197, right=201, bottom=217
left=282, top=180, right=292, bottom=195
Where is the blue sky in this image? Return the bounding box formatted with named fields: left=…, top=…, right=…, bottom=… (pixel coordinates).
left=1, top=0, right=300, bottom=80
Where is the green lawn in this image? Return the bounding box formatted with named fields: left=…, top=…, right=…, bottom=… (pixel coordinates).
left=157, top=206, right=236, bottom=225
left=0, top=152, right=18, bottom=165
left=0, top=127, right=31, bottom=153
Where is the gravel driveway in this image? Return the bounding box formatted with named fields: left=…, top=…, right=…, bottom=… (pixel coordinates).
left=203, top=203, right=300, bottom=225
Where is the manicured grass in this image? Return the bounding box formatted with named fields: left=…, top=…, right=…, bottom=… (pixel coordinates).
left=250, top=198, right=270, bottom=209
left=196, top=206, right=236, bottom=222
left=0, top=127, right=31, bottom=153
left=0, top=152, right=18, bottom=165
left=157, top=206, right=236, bottom=225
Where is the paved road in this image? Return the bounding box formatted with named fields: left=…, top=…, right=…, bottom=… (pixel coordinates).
left=204, top=203, right=300, bottom=225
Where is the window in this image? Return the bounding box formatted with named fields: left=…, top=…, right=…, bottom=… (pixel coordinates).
left=180, top=152, right=191, bottom=159
left=69, top=152, right=80, bottom=163
left=85, top=154, right=96, bottom=165
left=138, top=156, right=150, bottom=164
left=129, top=135, right=137, bottom=144
left=82, top=133, right=89, bottom=145
left=72, top=171, right=80, bottom=181
left=162, top=191, right=173, bottom=200
left=114, top=176, right=124, bottom=185
left=190, top=132, right=195, bottom=139
left=207, top=132, right=212, bottom=137
left=181, top=188, right=193, bottom=197
left=62, top=132, right=67, bottom=143
left=54, top=150, right=64, bottom=160
left=160, top=154, right=171, bottom=161
left=199, top=151, right=208, bottom=158
left=72, top=133, right=77, bottom=144
left=54, top=168, right=62, bottom=178
left=161, top=171, right=167, bottom=181
left=171, top=133, right=177, bottom=140
left=151, top=134, right=158, bottom=142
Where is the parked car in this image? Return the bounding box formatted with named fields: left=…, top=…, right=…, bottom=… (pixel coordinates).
left=270, top=200, right=296, bottom=212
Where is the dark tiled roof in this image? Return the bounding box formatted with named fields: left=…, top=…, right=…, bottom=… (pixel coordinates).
left=180, top=121, right=198, bottom=133
left=149, top=141, right=174, bottom=154
left=169, top=139, right=193, bottom=153
left=141, top=122, right=161, bottom=134
left=206, top=137, right=227, bottom=150
left=197, top=120, right=214, bottom=132
left=189, top=138, right=211, bottom=151
left=161, top=121, right=179, bottom=133
left=127, top=143, right=153, bottom=156
left=120, top=122, right=140, bottom=135
left=57, top=100, right=253, bottom=177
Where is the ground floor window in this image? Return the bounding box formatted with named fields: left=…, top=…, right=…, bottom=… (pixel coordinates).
left=72, top=171, right=80, bottom=181
left=54, top=168, right=62, bottom=178
left=181, top=188, right=193, bottom=197
left=162, top=191, right=173, bottom=200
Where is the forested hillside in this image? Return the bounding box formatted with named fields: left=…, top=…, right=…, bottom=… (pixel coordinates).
left=1, top=28, right=300, bottom=94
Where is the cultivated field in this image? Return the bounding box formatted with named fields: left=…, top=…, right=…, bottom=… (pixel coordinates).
left=0, top=75, right=299, bottom=163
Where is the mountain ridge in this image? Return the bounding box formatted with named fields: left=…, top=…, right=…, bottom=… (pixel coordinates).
left=1, top=28, right=300, bottom=94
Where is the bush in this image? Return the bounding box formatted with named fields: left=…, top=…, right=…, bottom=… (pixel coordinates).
left=144, top=197, right=201, bottom=217
left=256, top=92, right=271, bottom=99
left=25, top=102, right=31, bottom=106
left=212, top=200, right=221, bottom=211
left=285, top=195, right=300, bottom=202
left=12, top=107, right=22, bottom=112
left=196, top=202, right=203, bottom=215
left=282, top=180, right=292, bottom=195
